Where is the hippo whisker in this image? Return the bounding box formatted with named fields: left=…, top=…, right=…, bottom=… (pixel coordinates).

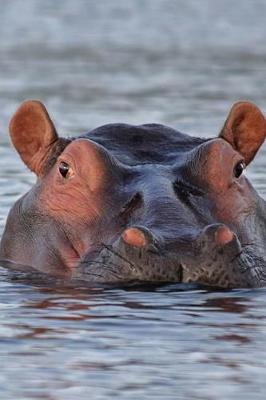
left=101, top=243, right=137, bottom=270
left=79, top=259, right=117, bottom=268
left=79, top=259, right=124, bottom=279
left=241, top=242, right=257, bottom=248
left=229, top=250, right=244, bottom=264
left=80, top=260, right=124, bottom=279
left=78, top=271, right=105, bottom=279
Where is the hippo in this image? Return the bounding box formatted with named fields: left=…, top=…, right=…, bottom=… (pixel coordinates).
left=1, top=100, right=266, bottom=288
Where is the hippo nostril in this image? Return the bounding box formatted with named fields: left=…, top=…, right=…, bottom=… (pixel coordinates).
left=214, top=225, right=234, bottom=246
left=122, top=226, right=159, bottom=251
left=200, top=223, right=237, bottom=250
left=122, top=227, right=147, bottom=248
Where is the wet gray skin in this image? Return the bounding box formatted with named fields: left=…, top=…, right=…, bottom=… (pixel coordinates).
left=1, top=100, right=266, bottom=288
left=77, top=172, right=266, bottom=288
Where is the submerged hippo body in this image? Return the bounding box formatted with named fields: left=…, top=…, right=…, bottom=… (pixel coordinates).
left=1, top=100, right=266, bottom=288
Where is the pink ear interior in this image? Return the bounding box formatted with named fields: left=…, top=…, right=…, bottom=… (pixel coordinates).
left=9, top=100, right=58, bottom=175
left=219, top=101, right=266, bottom=165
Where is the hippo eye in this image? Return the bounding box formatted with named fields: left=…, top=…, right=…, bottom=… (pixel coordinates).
left=59, top=161, right=70, bottom=178
left=234, top=160, right=246, bottom=178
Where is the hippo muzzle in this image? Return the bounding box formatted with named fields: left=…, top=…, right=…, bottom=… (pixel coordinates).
left=76, top=222, right=266, bottom=288
left=1, top=100, right=266, bottom=288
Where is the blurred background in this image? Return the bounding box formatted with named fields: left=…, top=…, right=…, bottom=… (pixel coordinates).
left=1, top=0, right=266, bottom=137
left=1, top=1, right=266, bottom=399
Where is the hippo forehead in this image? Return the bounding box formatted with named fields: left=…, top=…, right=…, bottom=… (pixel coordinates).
left=77, top=123, right=206, bottom=166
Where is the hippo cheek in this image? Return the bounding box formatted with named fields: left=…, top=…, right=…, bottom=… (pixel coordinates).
left=37, top=138, right=131, bottom=259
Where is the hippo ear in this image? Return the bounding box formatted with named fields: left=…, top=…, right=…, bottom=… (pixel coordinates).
left=219, top=101, right=266, bottom=165
left=9, top=100, right=59, bottom=175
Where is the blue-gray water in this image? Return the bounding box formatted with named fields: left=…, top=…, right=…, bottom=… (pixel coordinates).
left=1, top=1, right=266, bottom=399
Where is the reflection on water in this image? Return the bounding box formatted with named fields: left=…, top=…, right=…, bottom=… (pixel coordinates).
left=1, top=1, right=266, bottom=399
left=2, top=277, right=266, bottom=399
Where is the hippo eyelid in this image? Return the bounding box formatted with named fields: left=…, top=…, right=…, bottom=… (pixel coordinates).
left=173, top=179, right=204, bottom=197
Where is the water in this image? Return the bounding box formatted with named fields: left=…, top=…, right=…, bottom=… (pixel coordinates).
left=0, top=1, right=266, bottom=399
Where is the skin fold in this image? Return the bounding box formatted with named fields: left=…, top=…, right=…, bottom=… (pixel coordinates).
left=1, top=100, right=266, bottom=288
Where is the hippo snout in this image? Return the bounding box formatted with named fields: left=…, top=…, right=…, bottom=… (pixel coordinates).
left=196, top=224, right=241, bottom=257
left=181, top=224, right=263, bottom=288
left=76, top=223, right=246, bottom=288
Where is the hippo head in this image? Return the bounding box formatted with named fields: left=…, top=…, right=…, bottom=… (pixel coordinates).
left=1, top=100, right=266, bottom=288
